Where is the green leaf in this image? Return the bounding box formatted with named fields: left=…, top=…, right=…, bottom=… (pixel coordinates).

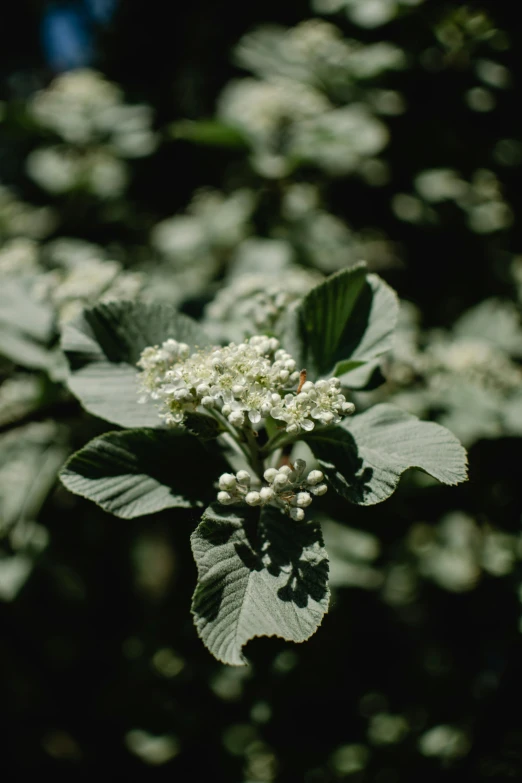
left=0, top=280, right=54, bottom=342
left=0, top=280, right=55, bottom=369
left=191, top=504, right=329, bottom=665
left=0, top=323, right=53, bottom=370
left=282, top=265, right=398, bottom=386
left=183, top=412, right=222, bottom=441
left=61, top=300, right=210, bottom=428
left=453, top=298, right=522, bottom=358
left=305, top=404, right=468, bottom=505
left=59, top=428, right=220, bottom=518
left=169, top=119, right=249, bottom=148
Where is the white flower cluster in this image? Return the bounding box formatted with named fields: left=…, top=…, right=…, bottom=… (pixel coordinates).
left=28, top=69, right=157, bottom=156
left=137, top=335, right=355, bottom=431
left=203, top=261, right=320, bottom=342
left=217, top=460, right=328, bottom=521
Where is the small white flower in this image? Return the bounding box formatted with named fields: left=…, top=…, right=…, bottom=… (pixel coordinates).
left=137, top=333, right=355, bottom=432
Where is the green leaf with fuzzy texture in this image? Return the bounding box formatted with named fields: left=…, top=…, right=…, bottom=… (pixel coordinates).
left=282, top=265, right=398, bottom=387
left=191, top=504, right=329, bottom=665
left=0, top=280, right=55, bottom=369
left=59, top=428, right=223, bottom=518
left=61, top=300, right=210, bottom=428
left=306, top=404, right=468, bottom=505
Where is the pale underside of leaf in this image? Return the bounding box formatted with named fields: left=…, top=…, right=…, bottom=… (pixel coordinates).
left=306, top=403, right=468, bottom=505
left=191, top=504, right=329, bottom=665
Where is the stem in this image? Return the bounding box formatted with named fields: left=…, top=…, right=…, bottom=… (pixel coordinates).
left=260, top=429, right=297, bottom=458
left=243, top=426, right=265, bottom=481
left=208, top=408, right=251, bottom=463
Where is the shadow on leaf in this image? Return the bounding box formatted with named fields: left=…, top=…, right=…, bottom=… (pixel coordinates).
left=305, top=426, right=374, bottom=504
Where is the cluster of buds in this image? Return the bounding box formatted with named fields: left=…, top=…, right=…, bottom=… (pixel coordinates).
left=217, top=459, right=327, bottom=522
left=137, top=334, right=355, bottom=433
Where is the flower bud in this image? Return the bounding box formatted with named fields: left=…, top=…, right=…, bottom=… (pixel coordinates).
left=289, top=507, right=305, bottom=522
left=295, top=492, right=312, bottom=508
left=306, top=470, right=324, bottom=486
left=228, top=410, right=245, bottom=427
left=311, top=483, right=327, bottom=496
left=263, top=468, right=278, bottom=483
left=260, top=486, right=274, bottom=502
left=236, top=470, right=251, bottom=486
left=217, top=491, right=234, bottom=505
left=219, top=473, right=237, bottom=491
left=273, top=473, right=289, bottom=489
left=245, top=491, right=262, bottom=506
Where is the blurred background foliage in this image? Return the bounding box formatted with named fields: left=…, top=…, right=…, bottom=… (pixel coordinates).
left=1, top=0, right=522, bottom=780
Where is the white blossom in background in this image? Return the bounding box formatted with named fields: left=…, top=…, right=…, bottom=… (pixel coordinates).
left=290, top=105, right=388, bottom=175
left=28, top=69, right=158, bottom=155
left=406, top=512, right=521, bottom=593
left=393, top=168, right=513, bottom=232
left=27, top=146, right=129, bottom=198
left=137, top=335, right=355, bottom=431
left=25, top=69, right=157, bottom=198
left=203, top=241, right=320, bottom=341
left=215, top=19, right=406, bottom=177
left=151, top=189, right=255, bottom=262
left=280, top=185, right=397, bottom=272
left=312, top=0, right=424, bottom=29
left=0, top=237, right=40, bottom=276
left=234, top=21, right=406, bottom=96
left=216, top=461, right=328, bottom=521
left=146, top=189, right=256, bottom=306
left=0, top=235, right=143, bottom=325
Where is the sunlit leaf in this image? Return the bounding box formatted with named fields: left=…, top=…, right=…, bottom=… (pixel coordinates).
left=282, top=266, right=398, bottom=387
left=59, top=428, right=224, bottom=518
left=306, top=404, right=468, bottom=505
left=191, top=504, right=329, bottom=665
left=61, top=300, right=210, bottom=428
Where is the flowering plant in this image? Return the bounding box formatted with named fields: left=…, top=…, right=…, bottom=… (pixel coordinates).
left=59, top=264, right=467, bottom=664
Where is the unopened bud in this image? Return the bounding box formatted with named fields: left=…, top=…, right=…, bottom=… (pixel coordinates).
left=263, top=468, right=278, bottom=483
left=245, top=491, right=262, bottom=506
left=219, top=473, right=237, bottom=491
left=236, top=470, right=251, bottom=486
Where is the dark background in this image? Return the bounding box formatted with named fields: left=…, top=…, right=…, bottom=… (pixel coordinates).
left=1, top=1, right=522, bottom=780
